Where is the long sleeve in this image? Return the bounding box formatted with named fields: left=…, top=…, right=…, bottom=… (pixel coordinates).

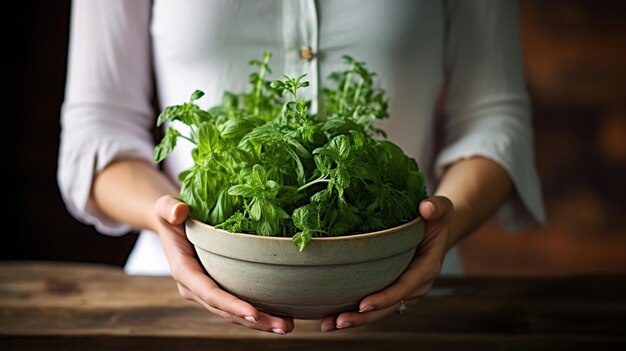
left=57, top=0, right=155, bottom=235
left=436, top=0, right=546, bottom=231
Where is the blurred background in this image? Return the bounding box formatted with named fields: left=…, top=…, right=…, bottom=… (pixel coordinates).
left=3, top=0, right=625, bottom=275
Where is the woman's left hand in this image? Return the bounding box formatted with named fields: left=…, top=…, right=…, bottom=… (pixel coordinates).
left=319, top=195, right=454, bottom=332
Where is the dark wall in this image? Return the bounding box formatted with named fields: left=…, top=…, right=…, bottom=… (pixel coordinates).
left=3, top=1, right=137, bottom=266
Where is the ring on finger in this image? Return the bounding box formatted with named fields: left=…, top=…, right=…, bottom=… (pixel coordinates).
left=396, top=299, right=407, bottom=315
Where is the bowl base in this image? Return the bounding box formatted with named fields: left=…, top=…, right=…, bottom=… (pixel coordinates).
left=250, top=300, right=359, bottom=320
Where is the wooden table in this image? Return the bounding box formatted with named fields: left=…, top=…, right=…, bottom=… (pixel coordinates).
left=0, top=261, right=624, bottom=350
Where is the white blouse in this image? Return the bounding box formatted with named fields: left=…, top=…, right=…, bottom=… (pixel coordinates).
left=58, top=0, right=545, bottom=276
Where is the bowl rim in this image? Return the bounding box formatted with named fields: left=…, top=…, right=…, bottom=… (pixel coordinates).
left=187, top=215, right=423, bottom=241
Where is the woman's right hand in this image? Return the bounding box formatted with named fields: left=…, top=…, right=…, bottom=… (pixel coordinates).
left=154, top=195, right=294, bottom=335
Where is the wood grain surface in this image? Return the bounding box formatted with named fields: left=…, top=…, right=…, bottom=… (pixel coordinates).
left=0, top=261, right=625, bottom=350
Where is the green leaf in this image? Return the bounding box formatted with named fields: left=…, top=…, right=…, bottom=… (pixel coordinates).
left=215, top=212, right=254, bottom=233
left=349, top=162, right=375, bottom=181
left=291, top=205, right=310, bottom=230
left=257, top=219, right=273, bottom=236
left=179, top=167, right=211, bottom=222
left=228, top=184, right=256, bottom=197
left=275, top=205, right=290, bottom=220
left=197, top=122, right=221, bottom=154
left=292, top=230, right=312, bottom=251
left=331, top=197, right=360, bottom=235
left=153, top=128, right=181, bottom=163
left=270, top=80, right=285, bottom=90
left=249, top=200, right=262, bottom=221
left=331, top=135, right=351, bottom=160
left=310, top=189, right=332, bottom=203
left=285, top=148, right=306, bottom=185
left=156, top=105, right=182, bottom=127
left=251, top=164, right=268, bottom=185
left=312, top=146, right=338, bottom=161
left=193, top=108, right=213, bottom=124
left=265, top=180, right=280, bottom=198
left=190, top=90, right=205, bottom=101
left=335, top=168, right=351, bottom=191
left=208, top=187, right=237, bottom=225
left=219, top=119, right=254, bottom=140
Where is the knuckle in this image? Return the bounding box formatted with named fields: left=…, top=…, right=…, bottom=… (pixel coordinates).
left=201, top=287, right=220, bottom=307
left=170, top=269, right=181, bottom=282
left=176, top=284, right=191, bottom=300
left=423, top=280, right=434, bottom=293
left=170, top=264, right=185, bottom=282
left=225, top=296, right=241, bottom=314
left=198, top=289, right=213, bottom=306
left=222, top=314, right=237, bottom=324
left=427, top=264, right=442, bottom=281
left=414, top=287, right=429, bottom=299
left=394, top=278, right=412, bottom=297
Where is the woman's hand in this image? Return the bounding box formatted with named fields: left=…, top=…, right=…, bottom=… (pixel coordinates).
left=154, top=195, right=295, bottom=335
left=319, top=195, right=453, bottom=332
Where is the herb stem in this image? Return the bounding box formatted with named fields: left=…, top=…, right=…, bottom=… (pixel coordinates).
left=254, top=53, right=271, bottom=115
left=179, top=134, right=196, bottom=144
left=309, top=228, right=329, bottom=236
left=214, top=158, right=235, bottom=175
left=338, top=69, right=354, bottom=114
left=352, top=106, right=362, bottom=118
left=353, top=80, right=363, bottom=105
left=297, top=177, right=329, bottom=191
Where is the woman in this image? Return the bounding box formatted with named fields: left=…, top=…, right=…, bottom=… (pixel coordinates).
left=58, top=0, right=545, bottom=334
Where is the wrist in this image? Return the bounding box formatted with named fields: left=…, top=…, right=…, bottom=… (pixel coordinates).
left=145, top=209, right=163, bottom=234
left=442, top=198, right=472, bottom=251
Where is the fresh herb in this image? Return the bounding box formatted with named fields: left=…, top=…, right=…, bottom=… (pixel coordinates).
left=154, top=52, right=428, bottom=251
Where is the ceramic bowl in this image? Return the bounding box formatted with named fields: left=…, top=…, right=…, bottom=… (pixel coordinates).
left=185, top=216, right=424, bottom=319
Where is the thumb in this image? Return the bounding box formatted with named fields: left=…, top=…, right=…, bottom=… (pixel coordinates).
left=155, top=195, right=189, bottom=224
left=419, top=196, right=453, bottom=222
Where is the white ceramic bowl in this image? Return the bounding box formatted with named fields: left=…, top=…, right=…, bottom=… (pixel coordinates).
left=186, top=217, right=424, bottom=319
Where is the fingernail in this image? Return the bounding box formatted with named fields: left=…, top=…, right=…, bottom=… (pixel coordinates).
left=272, top=328, right=286, bottom=335
left=244, top=315, right=258, bottom=323
left=426, top=201, right=436, bottom=216
left=336, top=322, right=352, bottom=329
left=321, top=325, right=336, bottom=332
left=359, top=305, right=374, bottom=313
left=170, top=204, right=180, bottom=222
